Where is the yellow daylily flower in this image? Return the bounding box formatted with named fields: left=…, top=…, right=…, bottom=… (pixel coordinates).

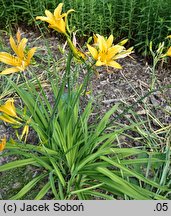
left=36, top=3, right=74, bottom=34
left=162, top=46, right=171, bottom=58
left=0, top=114, right=21, bottom=125
left=0, top=136, right=6, bottom=151
left=0, top=30, right=37, bottom=75
left=166, top=47, right=171, bottom=57
left=166, top=35, right=171, bottom=39
left=87, top=34, right=133, bottom=69
left=0, top=98, right=21, bottom=124
left=20, top=124, right=29, bottom=142
left=0, top=98, right=17, bottom=117
left=20, top=118, right=31, bottom=142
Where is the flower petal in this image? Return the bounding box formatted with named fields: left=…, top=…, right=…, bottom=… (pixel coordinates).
left=93, top=34, right=98, bottom=45
left=1, top=31, right=35, bottom=74
left=0, top=52, right=21, bottom=66
left=106, top=35, right=114, bottom=48
left=107, top=45, right=124, bottom=60
left=36, top=4, right=74, bottom=34
left=166, top=47, right=171, bottom=56
left=87, top=44, right=98, bottom=60
left=0, top=136, right=6, bottom=151
left=27, top=47, right=37, bottom=63
left=97, top=34, right=107, bottom=52
left=113, top=47, right=133, bottom=60
left=0, top=98, right=17, bottom=116
left=106, top=60, right=122, bottom=69
left=50, top=19, right=66, bottom=33
left=45, top=10, right=54, bottom=20
left=96, top=59, right=104, bottom=66
left=17, top=38, right=28, bottom=59
left=36, top=16, right=51, bottom=23
left=54, top=3, right=63, bottom=18
left=10, top=36, right=19, bottom=56
left=0, top=67, right=20, bottom=75
left=0, top=114, right=20, bottom=124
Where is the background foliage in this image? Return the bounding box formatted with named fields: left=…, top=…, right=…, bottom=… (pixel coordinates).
left=0, top=0, right=171, bottom=55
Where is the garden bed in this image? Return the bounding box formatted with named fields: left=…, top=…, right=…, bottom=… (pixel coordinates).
left=0, top=28, right=171, bottom=200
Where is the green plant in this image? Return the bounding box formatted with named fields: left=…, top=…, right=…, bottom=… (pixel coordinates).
left=0, top=3, right=170, bottom=200
left=0, top=55, right=170, bottom=199
left=149, top=36, right=171, bottom=90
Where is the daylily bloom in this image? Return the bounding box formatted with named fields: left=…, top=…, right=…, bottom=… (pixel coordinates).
left=0, top=114, right=21, bottom=124
left=166, top=47, right=171, bottom=57
left=0, top=98, right=17, bottom=117
left=20, top=118, right=31, bottom=142
left=20, top=124, right=29, bottom=142
left=166, top=35, right=171, bottom=39
left=87, top=34, right=133, bottom=69
left=0, top=98, right=21, bottom=124
left=36, top=3, right=74, bottom=34
left=0, top=30, right=36, bottom=75
left=0, top=136, right=6, bottom=151
left=161, top=46, right=171, bottom=58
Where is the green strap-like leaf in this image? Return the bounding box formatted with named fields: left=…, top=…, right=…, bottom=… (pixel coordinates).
left=76, top=148, right=112, bottom=172
left=71, top=183, right=104, bottom=195
left=50, top=158, right=66, bottom=187
left=49, top=172, right=60, bottom=199
left=96, top=166, right=150, bottom=200
left=0, top=158, right=36, bottom=172
left=34, top=181, right=51, bottom=200
left=100, top=156, right=168, bottom=190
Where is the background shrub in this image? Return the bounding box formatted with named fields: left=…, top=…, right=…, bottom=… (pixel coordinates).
left=0, top=0, right=171, bottom=55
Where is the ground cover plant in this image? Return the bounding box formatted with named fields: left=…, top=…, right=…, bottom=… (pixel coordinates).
left=0, top=3, right=171, bottom=200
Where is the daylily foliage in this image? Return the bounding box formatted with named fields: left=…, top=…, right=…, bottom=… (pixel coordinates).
left=0, top=3, right=170, bottom=200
